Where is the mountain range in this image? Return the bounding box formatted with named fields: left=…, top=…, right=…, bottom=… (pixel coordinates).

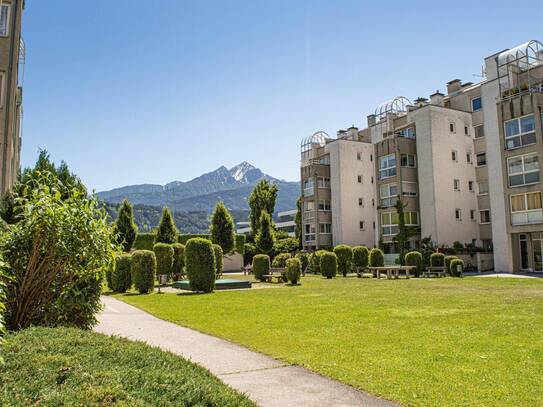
left=97, top=162, right=300, bottom=215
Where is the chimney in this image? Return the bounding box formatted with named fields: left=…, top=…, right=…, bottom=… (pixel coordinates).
left=446, top=79, right=462, bottom=94
left=337, top=129, right=347, bottom=138
left=430, top=90, right=444, bottom=106
left=367, top=114, right=376, bottom=126
left=347, top=125, right=358, bottom=140
left=414, top=97, right=428, bottom=108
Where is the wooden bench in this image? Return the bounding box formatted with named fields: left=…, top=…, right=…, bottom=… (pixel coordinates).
left=367, top=266, right=414, bottom=280
left=422, top=267, right=446, bottom=278
left=355, top=267, right=371, bottom=278
left=262, top=267, right=286, bottom=283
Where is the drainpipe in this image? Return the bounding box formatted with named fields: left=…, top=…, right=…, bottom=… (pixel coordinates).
left=1, top=0, right=19, bottom=193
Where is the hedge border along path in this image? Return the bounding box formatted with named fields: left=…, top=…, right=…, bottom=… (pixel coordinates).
left=95, top=296, right=398, bottom=407
left=0, top=327, right=255, bottom=407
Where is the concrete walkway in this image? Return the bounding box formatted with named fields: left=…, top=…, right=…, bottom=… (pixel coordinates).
left=95, top=296, right=398, bottom=407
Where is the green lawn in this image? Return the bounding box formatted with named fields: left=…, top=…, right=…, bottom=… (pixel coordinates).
left=115, top=276, right=543, bottom=407
left=0, top=327, right=255, bottom=407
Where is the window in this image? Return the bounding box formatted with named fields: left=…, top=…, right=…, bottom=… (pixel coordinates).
left=0, top=71, right=4, bottom=108
left=453, top=179, right=460, bottom=191
left=317, top=177, right=330, bottom=188
left=475, top=125, right=485, bottom=139
left=359, top=221, right=365, bottom=230
left=476, top=152, right=486, bottom=166
left=480, top=210, right=491, bottom=224
left=396, top=127, right=416, bottom=139
left=318, top=155, right=330, bottom=165
left=470, top=209, right=476, bottom=221
left=468, top=181, right=474, bottom=192
left=464, top=125, right=469, bottom=136
left=478, top=181, right=489, bottom=195
left=304, top=201, right=314, bottom=212
left=357, top=152, right=362, bottom=160
left=358, top=198, right=364, bottom=207
left=319, top=223, right=332, bottom=234
left=452, top=150, right=458, bottom=162
left=402, top=182, right=417, bottom=197
left=404, top=212, right=419, bottom=225
left=304, top=224, right=316, bottom=242
left=510, top=192, right=543, bottom=225
left=449, top=122, right=456, bottom=133
left=303, top=179, right=314, bottom=196
left=318, top=200, right=331, bottom=211
left=379, top=154, right=396, bottom=179
left=357, top=175, right=362, bottom=183
left=0, top=4, right=9, bottom=37
left=504, top=114, right=536, bottom=150
left=400, top=154, right=416, bottom=168
left=381, top=212, right=399, bottom=236
left=471, top=97, right=482, bottom=112
left=507, top=153, right=539, bottom=187
left=379, top=183, right=398, bottom=207
left=466, top=152, right=472, bottom=163
left=455, top=209, right=462, bottom=221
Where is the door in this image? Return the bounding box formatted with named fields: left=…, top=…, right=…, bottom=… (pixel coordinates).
left=532, top=233, right=543, bottom=272
left=519, top=234, right=530, bottom=271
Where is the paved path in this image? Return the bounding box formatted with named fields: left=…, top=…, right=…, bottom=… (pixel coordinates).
left=95, top=296, right=399, bottom=407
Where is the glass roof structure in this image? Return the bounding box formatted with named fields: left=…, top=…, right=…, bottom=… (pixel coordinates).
left=301, top=131, right=329, bottom=153
left=374, top=96, right=412, bottom=120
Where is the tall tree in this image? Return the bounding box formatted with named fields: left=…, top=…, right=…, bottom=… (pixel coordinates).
left=393, top=199, right=418, bottom=265
left=295, top=196, right=302, bottom=249
left=155, top=207, right=179, bottom=244
left=115, top=199, right=138, bottom=252
left=248, top=180, right=278, bottom=235
left=210, top=202, right=235, bottom=253
left=255, top=210, right=275, bottom=255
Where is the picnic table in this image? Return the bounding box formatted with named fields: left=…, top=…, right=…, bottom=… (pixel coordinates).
left=261, top=267, right=286, bottom=283
left=367, top=266, right=415, bottom=280
left=422, top=266, right=447, bottom=278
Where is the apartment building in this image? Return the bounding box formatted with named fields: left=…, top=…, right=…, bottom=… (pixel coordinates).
left=300, top=39, right=543, bottom=273
left=0, top=0, right=24, bottom=195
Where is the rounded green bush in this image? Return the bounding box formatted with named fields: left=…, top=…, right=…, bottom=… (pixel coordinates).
left=320, top=252, right=337, bottom=279
left=405, top=251, right=423, bottom=277
left=272, top=253, right=291, bottom=268
left=105, top=264, right=114, bottom=292
left=309, top=250, right=328, bottom=274
left=445, top=255, right=459, bottom=275
left=171, top=243, right=185, bottom=280
left=334, top=245, right=353, bottom=277
left=112, top=254, right=132, bottom=293
left=286, top=258, right=302, bottom=284
left=369, top=248, right=385, bottom=267
left=430, top=253, right=445, bottom=268
left=131, top=250, right=156, bottom=294
left=153, top=243, right=174, bottom=280
left=253, top=254, right=270, bottom=281
left=185, top=238, right=216, bottom=293
left=295, top=252, right=309, bottom=275
left=212, top=244, right=223, bottom=277
left=450, top=258, right=464, bottom=277
left=352, top=246, right=369, bottom=269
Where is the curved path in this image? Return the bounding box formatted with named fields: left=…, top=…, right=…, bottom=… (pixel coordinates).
left=95, top=296, right=399, bottom=407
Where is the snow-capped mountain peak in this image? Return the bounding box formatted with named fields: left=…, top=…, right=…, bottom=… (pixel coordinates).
left=229, top=161, right=258, bottom=182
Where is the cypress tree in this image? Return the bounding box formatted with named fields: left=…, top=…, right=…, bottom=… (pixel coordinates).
left=248, top=180, right=278, bottom=235
left=255, top=210, right=275, bottom=255
left=115, top=199, right=138, bottom=252
left=210, top=202, right=235, bottom=253
left=155, top=207, right=179, bottom=244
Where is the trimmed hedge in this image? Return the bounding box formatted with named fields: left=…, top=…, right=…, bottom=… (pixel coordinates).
left=334, top=245, right=353, bottom=277
left=309, top=250, right=328, bottom=274
left=286, top=258, right=302, bottom=284
left=178, top=234, right=210, bottom=245
left=112, top=254, right=132, bottom=293
left=320, top=252, right=337, bottom=279
left=131, top=250, right=156, bottom=294
left=185, top=238, right=216, bottom=293
left=430, top=253, right=445, bottom=268
left=133, top=233, right=156, bottom=251
left=153, top=243, right=174, bottom=280
left=405, top=251, right=423, bottom=277
left=252, top=254, right=270, bottom=282
left=450, top=258, right=464, bottom=277
left=272, top=253, right=291, bottom=268
left=445, top=255, right=459, bottom=275
left=295, top=252, right=309, bottom=275
left=353, top=246, right=369, bottom=269
left=212, top=244, right=223, bottom=277
left=171, top=243, right=185, bottom=280
left=369, top=248, right=385, bottom=267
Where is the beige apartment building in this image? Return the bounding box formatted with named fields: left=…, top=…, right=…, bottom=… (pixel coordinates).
left=300, top=39, right=543, bottom=273
left=0, top=0, right=24, bottom=195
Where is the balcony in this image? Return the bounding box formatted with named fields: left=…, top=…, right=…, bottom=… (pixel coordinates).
left=303, top=187, right=314, bottom=197
left=511, top=209, right=543, bottom=226
left=304, top=234, right=316, bottom=243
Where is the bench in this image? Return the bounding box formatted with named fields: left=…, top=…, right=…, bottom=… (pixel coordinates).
left=422, top=267, right=447, bottom=278
left=367, top=266, right=414, bottom=280
left=262, top=267, right=286, bottom=283
left=242, top=265, right=253, bottom=275
left=355, top=267, right=371, bottom=278
left=261, top=274, right=284, bottom=283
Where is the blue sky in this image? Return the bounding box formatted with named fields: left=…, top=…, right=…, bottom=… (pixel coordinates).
left=21, top=0, right=542, bottom=191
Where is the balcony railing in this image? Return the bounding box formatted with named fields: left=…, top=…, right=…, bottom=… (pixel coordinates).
left=303, top=187, right=314, bottom=197
left=304, top=234, right=316, bottom=243
left=511, top=209, right=543, bottom=226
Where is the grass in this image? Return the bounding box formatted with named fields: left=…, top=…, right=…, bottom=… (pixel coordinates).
left=0, top=327, right=255, bottom=407
left=116, top=275, right=543, bottom=407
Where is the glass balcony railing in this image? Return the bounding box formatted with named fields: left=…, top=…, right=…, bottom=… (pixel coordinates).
left=511, top=209, right=543, bottom=226
left=304, top=234, right=316, bottom=243
left=303, top=187, right=314, bottom=197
